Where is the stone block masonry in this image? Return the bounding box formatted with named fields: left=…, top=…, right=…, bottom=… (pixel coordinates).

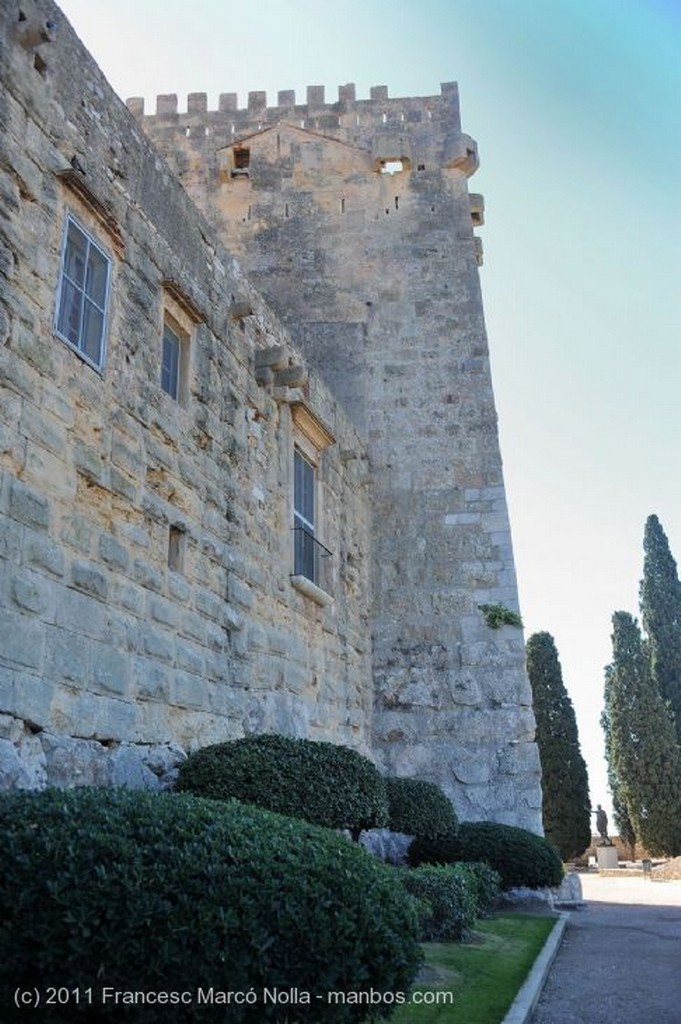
left=0, top=0, right=373, bottom=788
left=138, top=70, right=542, bottom=828
left=1, top=0, right=541, bottom=832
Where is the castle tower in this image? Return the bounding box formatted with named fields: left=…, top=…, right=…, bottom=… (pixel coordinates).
left=134, top=83, right=541, bottom=828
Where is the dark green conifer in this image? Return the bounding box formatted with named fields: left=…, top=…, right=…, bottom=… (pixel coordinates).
left=604, top=612, right=681, bottom=856
left=600, top=686, right=637, bottom=858
left=526, top=631, right=591, bottom=860
left=640, top=514, right=681, bottom=744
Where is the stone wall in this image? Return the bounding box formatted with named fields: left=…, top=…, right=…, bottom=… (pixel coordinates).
left=138, top=83, right=542, bottom=828
left=1, top=0, right=543, bottom=834
left=0, top=0, right=373, bottom=788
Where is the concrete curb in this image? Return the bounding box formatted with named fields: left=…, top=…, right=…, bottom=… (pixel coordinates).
left=501, top=912, right=570, bottom=1024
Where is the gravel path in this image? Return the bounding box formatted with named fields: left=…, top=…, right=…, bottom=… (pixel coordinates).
left=531, top=874, right=681, bottom=1024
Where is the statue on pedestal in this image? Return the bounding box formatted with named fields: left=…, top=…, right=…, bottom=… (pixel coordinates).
left=595, top=804, right=612, bottom=846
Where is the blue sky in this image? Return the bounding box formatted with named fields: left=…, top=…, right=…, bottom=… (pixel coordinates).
left=58, top=0, right=681, bottom=823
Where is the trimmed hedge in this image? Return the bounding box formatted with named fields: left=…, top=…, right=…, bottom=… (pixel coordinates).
left=397, top=864, right=478, bottom=941
left=385, top=777, right=458, bottom=838
left=457, top=822, right=563, bottom=890
left=456, top=862, right=502, bottom=916
left=177, top=733, right=388, bottom=838
left=0, top=788, right=421, bottom=1023
left=408, top=821, right=563, bottom=890
left=407, top=829, right=462, bottom=868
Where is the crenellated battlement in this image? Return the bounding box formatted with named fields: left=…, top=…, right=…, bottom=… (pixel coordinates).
left=126, top=81, right=461, bottom=132
left=129, top=80, right=476, bottom=180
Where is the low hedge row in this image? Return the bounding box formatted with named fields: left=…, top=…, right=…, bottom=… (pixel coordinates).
left=456, top=861, right=502, bottom=916
left=178, top=735, right=459, bottom=843
left=0, top=788, right=422, bottom=1023
left=408, top=821, right=563, bottom=890
left=408, top=830, right=463, bottom=868
left=397, top=864, right=479, bottom=941
left=0, top=734, right=562, bottom=1024
left=458, top=822, right=563, bottom=889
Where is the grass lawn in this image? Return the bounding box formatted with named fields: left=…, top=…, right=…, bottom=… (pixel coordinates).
left=380, top=912, right=557, bottom=1024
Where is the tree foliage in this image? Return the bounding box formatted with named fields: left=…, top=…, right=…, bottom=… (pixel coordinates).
left=604, top=612, right=681, bottom=856
left=526, top=632, right=591, bottom=859
left=640, top=514, right=681, bottom=744
left=600, top=689, right=637, bottom=858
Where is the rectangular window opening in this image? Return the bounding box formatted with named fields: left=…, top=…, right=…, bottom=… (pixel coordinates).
left=380, top=159, right=404, bottom=175
left=293, top=448, right=316, bottom=583
left=55, top=214, right=111, bottom=370
left=168, top=525, right=185, bottom=572
left=160, top=314, right=190, bottom=404
left=294, top=448, right=315, bottom=534
left=231, top=146, right=251, bottom=178
left=161, top=322, right=181, bottom=400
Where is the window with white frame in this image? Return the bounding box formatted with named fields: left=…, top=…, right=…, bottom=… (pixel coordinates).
left=55, top=214, right=111, bottom=370
left=289, top=402, right=335, bottom=603
left=293, top=447, right=316, bottom=581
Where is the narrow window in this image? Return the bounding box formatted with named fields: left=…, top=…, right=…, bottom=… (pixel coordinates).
left=289, top=403, right=335, bottom=603
left=55, top=214, right=111, bottom=370
left=160, top=308, right=191, bottom=405
left=168, top=525, right=185, bottom=572
left=161, top=322, right=181, bottom=400
left=293, top=448, right=316, bottom=582
left=160, top=285, right=201, bottom=405
left=231, top=146, right=250, bottom=178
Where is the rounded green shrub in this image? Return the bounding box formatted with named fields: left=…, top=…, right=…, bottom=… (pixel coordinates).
left=408, top=821, right=563, bottom=891
left=456, top=862, right=502, bottom=916
left=458, top=821, right=564, bottom=890
left=397, top=864, right=478, bottom=941
left=176, top=733, right=388, bottom=839
left=0, top=788, right=421, bottom=1023
left=385, top=777, right=458, bottom=837
left=407, top=829, right=463, bottom=868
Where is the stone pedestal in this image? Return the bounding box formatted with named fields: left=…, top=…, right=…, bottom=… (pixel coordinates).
left=596, top=845, right=619, bottom=869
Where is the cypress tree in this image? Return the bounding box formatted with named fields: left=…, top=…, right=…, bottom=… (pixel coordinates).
left=600, top=684, right=637, bottom=858
left=526, top=631, right=591, bottom=859
left=640, top=515, right=681, bottom=744
left=604, top=612, right=681, bottom=856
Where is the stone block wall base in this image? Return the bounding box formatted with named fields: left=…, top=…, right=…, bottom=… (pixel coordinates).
left=0, top=718, right=186, bottom=792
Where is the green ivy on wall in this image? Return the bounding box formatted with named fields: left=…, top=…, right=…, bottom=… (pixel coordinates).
left=478, top=603, right=523, bottom=629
